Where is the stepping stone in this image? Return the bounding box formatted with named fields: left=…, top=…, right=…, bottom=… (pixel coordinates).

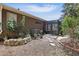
left=49, top=43, right=56, bottom=46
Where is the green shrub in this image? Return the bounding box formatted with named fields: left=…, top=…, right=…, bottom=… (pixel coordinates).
left=7, top=20, right=17, bottom=32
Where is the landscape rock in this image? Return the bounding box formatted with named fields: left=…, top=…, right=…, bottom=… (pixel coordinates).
left=4, top=36, right=32, bottom=46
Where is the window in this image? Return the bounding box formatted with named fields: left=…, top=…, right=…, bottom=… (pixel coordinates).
left=21, top=16, right=25, bottom=26
left=7, top=12, right=17, bottom=22
left=52, top=24, right=58, bottom=31
left=7, top=12, right=17, bottom=31
left=48, top=24, right=51, bottom=31
left=45, top=24, right=48, bottom=31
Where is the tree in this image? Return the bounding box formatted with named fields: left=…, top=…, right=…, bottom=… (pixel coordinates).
left=61, top=3, right=79, bottom=46
left=63, top=3, right=79, bottom=17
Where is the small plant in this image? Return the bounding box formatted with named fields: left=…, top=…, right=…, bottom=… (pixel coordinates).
left=7, top=19, right=17, bottom=32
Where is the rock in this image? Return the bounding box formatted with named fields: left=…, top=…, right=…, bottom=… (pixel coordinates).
left=49, top=43, right=56, bottom=46
left=57, top=35, right=70, bottom=43
left=4, top=36, right=32, bottom=46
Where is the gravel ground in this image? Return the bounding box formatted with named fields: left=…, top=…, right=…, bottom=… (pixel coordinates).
left=0, top=34, right=68, bottom=56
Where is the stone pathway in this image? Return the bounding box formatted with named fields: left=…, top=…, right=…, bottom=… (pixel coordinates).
left=0, top=34, right=68, bottom=56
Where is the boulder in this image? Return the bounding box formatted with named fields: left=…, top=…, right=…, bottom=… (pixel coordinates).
left=4, top=36, right=32, bottom=46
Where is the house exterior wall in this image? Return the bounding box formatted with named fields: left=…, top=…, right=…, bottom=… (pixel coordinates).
left=45, top=20, right=60, bottom=35
left=1, top=8, right=44, bottom=37
left=27, top=17, right=43, bottom=30
left=2, top=9, right=7, bottom=36
left=0, top=6, right=2, bottom=34
left=0, top=4, right=61, bottom=37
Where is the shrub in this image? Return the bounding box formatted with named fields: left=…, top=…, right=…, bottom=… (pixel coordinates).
left=7, top=19, right=17, bottom=32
